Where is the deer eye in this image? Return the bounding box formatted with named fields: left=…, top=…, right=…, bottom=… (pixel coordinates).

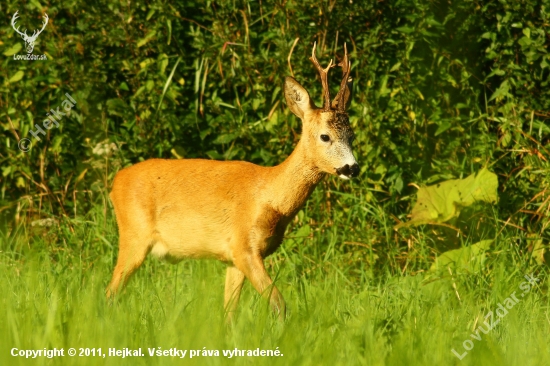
left=320, top=134, right=330, bottom=142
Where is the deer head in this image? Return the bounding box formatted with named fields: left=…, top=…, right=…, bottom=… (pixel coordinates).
left=11, top=11, right=49, bottom=54
left=284, top=42, right=358, bottom=179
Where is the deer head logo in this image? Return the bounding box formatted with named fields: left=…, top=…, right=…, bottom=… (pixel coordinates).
left=11, top=11, right=49, bottom=54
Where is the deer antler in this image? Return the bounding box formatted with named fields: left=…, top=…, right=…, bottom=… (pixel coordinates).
left=11, top=11, right=28, bottom=39
left=309, top=42, right=333, bottom=112
left=32, top=13, right=49, bottom=39
left=11, top=11, right=48, bottom=40
left=333, top=43, right=352, bottom=112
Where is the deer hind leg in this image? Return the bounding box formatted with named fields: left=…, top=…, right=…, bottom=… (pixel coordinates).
left=106, top=230, right=153, bottom=299
left=234, top=253, right=286, bottom=320
left=224, top=265, right=246, bottom=323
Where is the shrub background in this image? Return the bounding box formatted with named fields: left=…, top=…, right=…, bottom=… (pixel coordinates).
left=1, top=0, right=549, bottom=266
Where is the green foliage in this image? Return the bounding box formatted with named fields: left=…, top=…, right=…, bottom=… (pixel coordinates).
left=397, top=168, right=498, bottom=228
left=0, top=0, right=548, bottom=298
left=429, top=239, right=493, bottom=274
left=0, top=0, right=548, bottom=241
left=0, top=1, right=549, bottom=361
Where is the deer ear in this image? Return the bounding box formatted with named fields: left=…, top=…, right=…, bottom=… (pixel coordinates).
left=284, top=77, right=314, bottom=119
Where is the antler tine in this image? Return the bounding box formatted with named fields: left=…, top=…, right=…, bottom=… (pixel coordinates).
left=35, top=13, right=49, bottom=37
left=11, top=10, right=19, bottom=26
left=334, top=43, right=352, bottom=112
left=11, top=11, right=28, bottom=37
left=309, top=41, right=333, bottom=112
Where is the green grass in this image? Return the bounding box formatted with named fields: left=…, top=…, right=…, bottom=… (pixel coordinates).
left=1, top=189, right=549, bottom=366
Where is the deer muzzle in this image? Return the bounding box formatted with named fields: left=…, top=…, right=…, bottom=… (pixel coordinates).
left=336, top=163, right=360, bottom=179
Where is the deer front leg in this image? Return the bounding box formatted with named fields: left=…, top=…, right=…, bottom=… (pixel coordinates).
left=224, top=265, right=245, bottom=323
left=234, top=252, right=286, bottom=320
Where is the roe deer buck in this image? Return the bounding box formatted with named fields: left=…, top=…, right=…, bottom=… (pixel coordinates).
left=107, top=43, right=358, bottom=320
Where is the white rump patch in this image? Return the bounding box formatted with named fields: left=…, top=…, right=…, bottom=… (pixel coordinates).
left=151, top=242, right=169, bottom=258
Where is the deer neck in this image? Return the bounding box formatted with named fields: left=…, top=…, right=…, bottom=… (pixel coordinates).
left=266, top=140, right=324, bottom=217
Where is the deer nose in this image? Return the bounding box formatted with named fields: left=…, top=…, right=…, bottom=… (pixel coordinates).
left=349, top=163, right=359, bottom=177
left=336, top=163, right=360, bottom=178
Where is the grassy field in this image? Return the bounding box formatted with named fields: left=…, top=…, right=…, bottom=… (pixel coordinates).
left=1, top=186, right=548, bottom=366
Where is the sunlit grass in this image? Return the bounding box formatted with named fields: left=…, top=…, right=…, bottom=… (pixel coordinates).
left=1, top=192, right=549, bottom=365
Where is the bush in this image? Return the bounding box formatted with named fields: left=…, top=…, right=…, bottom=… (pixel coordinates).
left=1, top=0, right=548, bottom=256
